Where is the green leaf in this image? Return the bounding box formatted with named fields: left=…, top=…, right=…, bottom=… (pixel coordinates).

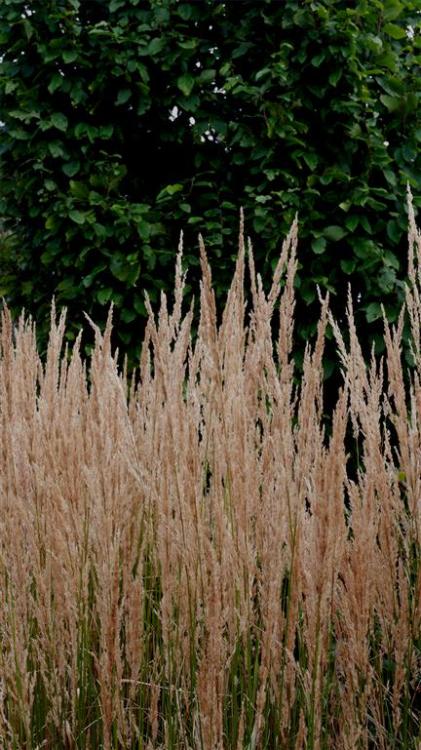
left=93, top=222, right=108, bottom=239
left=137, top=98, right=150, bottom=116
left=5, top=81, right=18, bottom=95
left=69, top=210, right=86, bottom=225
left=85, top=125, right=98, bottom=142
left=110, top=253, right=128, bottom=281
left=323, top=358, right=335, bottom=379
left=353, top=238, right=379, bottom=261
left=340, top=259, right=356, bottom=274
left=255, top=67, right=271, bottom=82
left=339, top=201, right=351, bottom=212
left=69, top=180, right=89, bottom=199
left=56, top=277, right=79, bottom=297
left=62, top=50, right=78, bottom=63
left=303, top=153, right=318, bottom=170
left=366, top=35, right=383, bottom=54
left=126, top=264, right=140, bottom=285
left=384, top=250, right=400, bottom=270
left=50, top=112, right=68, bottom=131
left=199, top=69, right=217, bottom=84
left=359, top=216, right=372, bottom=234
left=383, top=23, right=407, bottom=39
left=380, top=94, right=401, bottom=112
left=311, top=237, right=327, bottom=255
left=8, top=128, right=29, bottom=140
left=178, top=39, right=198, bottom=50
left=178, top=3, right=194, bottom=20
left=97, top=288, right=113, bottom=305
left=48, top=142, right=65, bottom=158
left=74, top=122, right=98, bottom=141
left=116, top=89, right=131, bottom=105
left=23, top=19, right=33, bottom=40
left=62, top=161, right=80, bottom=177
left=48, top=73, right=64, bottom=94
left=376, top=50, right=398, bottom=70
left=142, top=37, right=165, bottom=56
left=133, top=295, right=146, bottom=316
left=383, top=169, right=397, bottom=186
left=9, top=110, right=37, bottom=121
left=121, top=308, right=137, bottom=323
left=386, top=220, right=402, bottom=243
left=177, top=74, right=195, bottom=97
left=45, top=215, right=58, bottom=230
left=74, top=123, right=85, bottom=138
left=328, top=69, right=342, bottom=86
left=311, top=52, right=325, bottom=67
left=378, top=267, right=396, bottom=293
left=323, top=225, right=347, bottom=241
left=82, top=273, right=95, bottom=288
left=99, top=124, right=114, bottom=139
left=384, top=1, right=404, bottom=22
left=365, top=302, right=382, bottom=323
left=301, top=283, right=316, bottom=305
left=156, top=183, right=183, bottom=200
left=136, top=219, right=151, bottom=240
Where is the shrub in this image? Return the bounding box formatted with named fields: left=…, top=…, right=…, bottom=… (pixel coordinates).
left=0, top=0, right=420, bottom=369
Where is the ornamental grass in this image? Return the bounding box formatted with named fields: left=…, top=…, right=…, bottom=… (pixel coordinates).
left=0, top=196, right=419, bottom=749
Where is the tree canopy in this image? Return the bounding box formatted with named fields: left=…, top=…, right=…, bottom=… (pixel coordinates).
left=0, top=0, right=420, bottom=369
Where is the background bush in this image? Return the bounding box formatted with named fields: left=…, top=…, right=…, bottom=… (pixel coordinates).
left=0, top=0, right=420, bottom=369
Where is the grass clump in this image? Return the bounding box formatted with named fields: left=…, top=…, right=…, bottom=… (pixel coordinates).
left=0, top=198, right=419, bottom=749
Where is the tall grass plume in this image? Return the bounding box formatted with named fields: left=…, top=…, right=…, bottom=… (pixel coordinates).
left=0, top=198, right=419, bottom=749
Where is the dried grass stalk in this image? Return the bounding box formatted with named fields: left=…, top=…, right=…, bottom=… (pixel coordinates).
left=0, top=198, right=419, bottom=749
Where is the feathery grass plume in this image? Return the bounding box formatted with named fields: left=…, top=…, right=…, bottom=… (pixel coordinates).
left=0, top=204, right=419, bottom=748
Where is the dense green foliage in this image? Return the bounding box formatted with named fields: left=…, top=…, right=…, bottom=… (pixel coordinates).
left=0, top=0, right=420, bottom=367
